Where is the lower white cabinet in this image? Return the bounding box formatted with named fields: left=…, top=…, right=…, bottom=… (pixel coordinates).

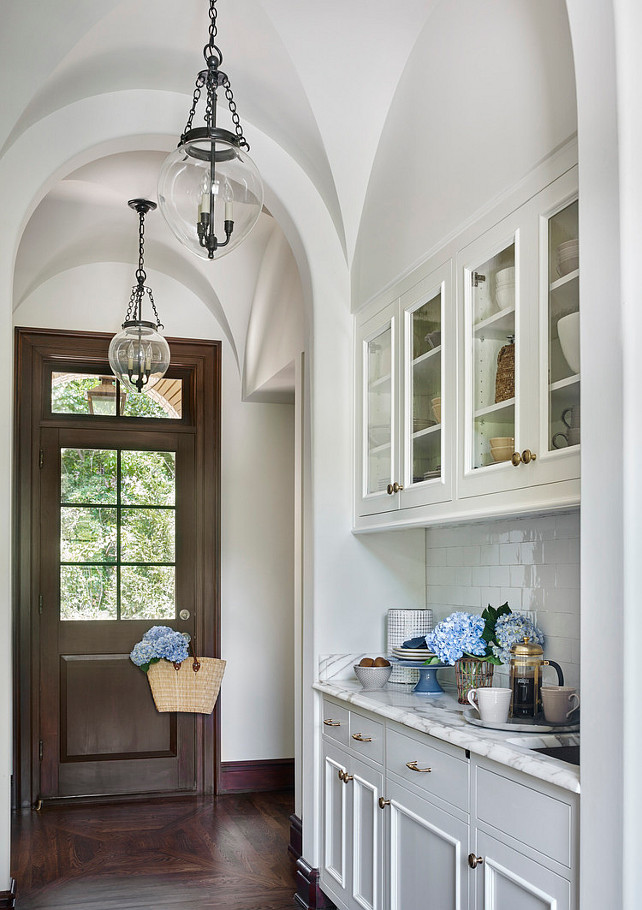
left=385, top=776, right=469, bottom=910
left=319, top=699, right=579, bottom=910
left=470, top=831, right=571, bottom=910
left=322, top=740, right=384, bottom=910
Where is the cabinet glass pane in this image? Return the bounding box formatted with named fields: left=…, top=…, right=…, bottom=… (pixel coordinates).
left=471, top=243, right=516, bottom=470
left=408, top=292, right=442, bottom=484
left=366, top=325, right=393, bottom=495
left=548, top=200, right=579, bottom=452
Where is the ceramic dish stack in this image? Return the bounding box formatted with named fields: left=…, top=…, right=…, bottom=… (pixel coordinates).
left=556, top=239, right=579, bottom=277
left=494, top=266, right=515, bottom=310
left=490, top=436, right=514, bottom=462
left=391, top=646, right=437, bottom=662
left=386, top=609, right=433, bottom=683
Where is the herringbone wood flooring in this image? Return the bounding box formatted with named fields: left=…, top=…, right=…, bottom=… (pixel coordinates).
left=11, top=791, right=296, bottom=909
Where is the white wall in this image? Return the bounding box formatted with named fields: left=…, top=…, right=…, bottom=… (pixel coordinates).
left=352, top=0, right=577, bottom=309
left=14, top=263, right=295, bottom=763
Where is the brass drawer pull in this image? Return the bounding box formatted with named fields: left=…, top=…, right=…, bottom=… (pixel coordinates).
left=324, top=719, right=341, bottom=727
left=378, top=798, right=390, bottom=810
left=352, top=733, right=373, bottom=743
left=406, top=760, right=432, bottom=773
left=468, top=854, right=484, bottom=869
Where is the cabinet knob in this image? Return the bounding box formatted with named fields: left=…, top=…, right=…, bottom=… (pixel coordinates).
left=468, top=854, right=484, bottom=869
left=406, top=760, right=432, bottom=773
left=386, top=483, right=394, bottom=495
left=378, top=797, right=390, bottom=810
left=511, top=451, right=522, bottom=466
left=352, top=733, right=372, bottom=743
left=337, top=769, right=345, bottom=782
left=342, top=773, right=353, bottom=784
left=392, top=482, right=404, bottom=493
left=324, top=719, right=341, bottom=727
left=521, top=449, right=537, bottom=464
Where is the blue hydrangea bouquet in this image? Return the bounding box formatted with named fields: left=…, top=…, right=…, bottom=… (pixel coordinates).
left=130, top=625, right=190, bottom=672
left=424, top=604, right=544, bottom=703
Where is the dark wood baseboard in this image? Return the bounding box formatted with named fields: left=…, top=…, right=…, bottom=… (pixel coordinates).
left=219, top=758, right=294, bottom=794
left=288, top=813, right=302, bottom=863
left=0, top=878, right=16, bottom=908
left=295, top=858, right=335, bottom=910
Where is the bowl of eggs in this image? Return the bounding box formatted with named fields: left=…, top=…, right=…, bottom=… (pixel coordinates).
left=354, top=657, right=392, bottom=689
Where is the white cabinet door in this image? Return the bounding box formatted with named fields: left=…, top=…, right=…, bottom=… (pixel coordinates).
left=355, top=302, right=399, bottom=516
left=322, top=742, right=384, bottom=910
left=385, top=777, right=469, bottom=910
left=323, top=743, right=352, bottom=907
left=472, top=830, right=571, bottom=910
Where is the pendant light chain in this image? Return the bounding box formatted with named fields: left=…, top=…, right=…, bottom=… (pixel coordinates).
left=123, top=206, right=163, bottom=328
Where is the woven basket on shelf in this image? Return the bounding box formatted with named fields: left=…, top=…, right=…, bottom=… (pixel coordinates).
left=495, top=341, right=515, bottom=403
left=454, top=658, right=494, bottom=705
left=147, top=657, right=226, bottom=714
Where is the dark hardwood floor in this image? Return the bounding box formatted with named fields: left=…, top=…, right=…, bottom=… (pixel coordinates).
left=11, top=791, right=296, bottom=909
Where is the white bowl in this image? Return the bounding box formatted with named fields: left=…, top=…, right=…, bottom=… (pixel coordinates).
left=495, top=267, right=515, bottom=285
left=354, top=664, right=392, bottom=690
left=557, top=312, right=580, bottom=373
left=557, top=239, right=579, bottom=253
left=495, top=285, right=515, bottom=310
left=556, top=254, right=579, bottom=277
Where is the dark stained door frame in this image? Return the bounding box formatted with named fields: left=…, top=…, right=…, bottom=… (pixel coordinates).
left=13, top=328, right=222, bottom=808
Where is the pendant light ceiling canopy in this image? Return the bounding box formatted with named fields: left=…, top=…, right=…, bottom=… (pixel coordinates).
left=108, top=199, right=171, bottom=394
left=158, top=0, right=264, bottom=261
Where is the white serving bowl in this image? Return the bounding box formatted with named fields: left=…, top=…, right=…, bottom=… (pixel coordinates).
left=556, top=253, right=579, bottom=277
left=495, top=285, right=515, bottom=310
left=557, top=312, right=580, bottom=373
left=495, top=267, right=515, bottom=285
left=354, top=664, right=392, bottom=690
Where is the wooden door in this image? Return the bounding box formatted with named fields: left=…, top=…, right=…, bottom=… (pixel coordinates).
left=38, top=426, right=197, bottom=799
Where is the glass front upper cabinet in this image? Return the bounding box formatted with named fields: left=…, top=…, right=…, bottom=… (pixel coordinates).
left=468, top=240, right=518, bottom=473
left=404, top=287, right=443, bottom=488
left=364, top=317, right=394, bottom=498
left=547, top=199, right=579, bottom=453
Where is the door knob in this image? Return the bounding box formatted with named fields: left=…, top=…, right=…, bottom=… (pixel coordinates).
left=179, top=609, right=190, bottom=620
left=468, top=854, right=484, bottom=869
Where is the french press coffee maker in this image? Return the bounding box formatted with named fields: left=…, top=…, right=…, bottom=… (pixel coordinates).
left=509, top=637, right=564, bottom=718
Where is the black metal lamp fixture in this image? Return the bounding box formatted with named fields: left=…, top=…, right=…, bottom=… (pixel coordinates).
left=157, top=0, right=263, bottom=260
left=108, top=200, right=171, bottom=393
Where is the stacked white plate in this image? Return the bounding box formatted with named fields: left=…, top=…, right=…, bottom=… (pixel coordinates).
left=495, top=266, right=515, bottom=286
left=556, top=239, right=579, bottom=277
left=392, top=647, right=437, bottom=662
left=494, top=267, right=515, bottom=310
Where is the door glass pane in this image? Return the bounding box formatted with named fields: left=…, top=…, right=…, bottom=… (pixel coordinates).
left=122, top=378, right=183, bottom=419
left=408, top=291, right=442, bottom=485
left=60, top=448, right=176, bottom=621
left=548, top=199, right=579, bottom=452
left=366, top=325, right=393, bottom=495
left=470, top=243, right=516, bottom=470
left=120, top=566, right=175, bottom=620
left=61, top=507, right=117, bottom=562
left=61, top=448, right=117, bottom=504
left=51, top=372, right=182, bottom=419
left=60, top=566, right=118, bottom=621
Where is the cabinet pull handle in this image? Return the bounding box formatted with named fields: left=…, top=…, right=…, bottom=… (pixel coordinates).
left=378, top=798, right=390, bottom=810
left=406, top=760, right=432, bottom=773
left=352, top=733, right=372, bottom=743
left=468, top=854, right=484, bottom=869
left=342, top=773, right=353, bottom=784
left=324, top=719, right=341, bottom=726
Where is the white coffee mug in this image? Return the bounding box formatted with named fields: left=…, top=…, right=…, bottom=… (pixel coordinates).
left=541, top=686, right=580, bottom=724
left=468, top=687, right=512, bottom=724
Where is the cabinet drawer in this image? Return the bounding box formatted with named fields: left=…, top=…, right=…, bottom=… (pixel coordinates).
left=474, top=765, right=573, bottom=867
left=349, top=711, right=384, bottom=765
left=386, top=726, right=468, bottom=811
left=321, top=700, right=349, bottom=747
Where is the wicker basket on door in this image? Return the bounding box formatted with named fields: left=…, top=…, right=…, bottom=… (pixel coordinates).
left=147, top=657, right=226, bottom=714
left=495, top=340, right=515, bottom=403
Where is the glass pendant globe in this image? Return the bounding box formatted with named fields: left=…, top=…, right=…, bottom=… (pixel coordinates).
left=157, top=133, right=263, bottom=260
left=108, top=322, right=171, bottom=394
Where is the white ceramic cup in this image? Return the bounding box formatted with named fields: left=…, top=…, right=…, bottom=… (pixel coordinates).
left=541, top=686, right=580, bottom=724
left=468, top=687, right=512, bottom=724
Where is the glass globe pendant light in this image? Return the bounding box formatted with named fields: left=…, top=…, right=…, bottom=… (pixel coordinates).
left=108, top=200, right=171, bottom=393
left=157, top=0, right=263, bottom=261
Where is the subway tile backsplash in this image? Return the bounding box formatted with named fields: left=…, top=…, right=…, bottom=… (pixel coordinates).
left=425, top=511, right=580, bottom=689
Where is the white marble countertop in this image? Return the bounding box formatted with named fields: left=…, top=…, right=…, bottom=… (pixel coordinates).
left=314, top=679, right=580, bottom=794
